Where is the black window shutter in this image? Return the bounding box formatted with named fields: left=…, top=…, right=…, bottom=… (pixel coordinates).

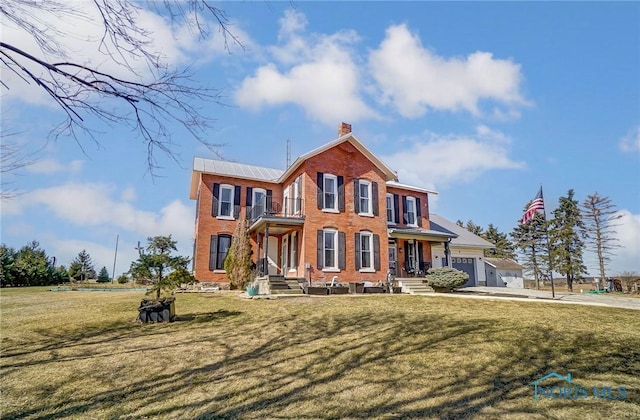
left=317, top=172, right=324, bottom=209
left=394, top=194, right=400, bottom=223
left=234, top=185, right=241, bottom=219
left=372, top=182, right=379, bottom=216
left=316, top=230, right=323, bottom=268
left=373, top=234, right=381, bottom=271
left=338, top=176, right=345, bottom=212
left=402, top=196, right=408, bottom=224
left=245, top=187, right=253, bottom=219
left=246, top=187, right=253, bottom=206
left=354, top=233, right=361, bottom=270
left=209, top=235, right=218, bottom=271
left=416, top=197, right=422, bottom=227
left=404, top=240, right=409, bottom=264
left=266, top=189, right=273, bottom=214
left=418, top=242, right=424, bottom=269
left=338, top=231, right=346, bottom=270
left=212, top=183, right=220, bottom=216
left=353, top=178, right=360, bottom=213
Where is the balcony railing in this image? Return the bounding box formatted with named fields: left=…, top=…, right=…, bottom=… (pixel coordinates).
left=247, top=196, right=304, bottom=224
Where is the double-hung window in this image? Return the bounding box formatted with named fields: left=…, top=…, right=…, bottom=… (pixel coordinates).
left=293, top=175, right=302, bottom=215
left=386, top=193, right=394, bottom=224
left=359, top=180, right=371, bottom=215
left=323, top=174, right=338, bottom=211
left=219, top=184, right=234, bottom=218
left=209, top=234, right=232, bottom=271
left=359, top=232, right=373, bottom=270
left=323, top=229, right=338, bottom=269
left=406, top=197, right=417, bottom=226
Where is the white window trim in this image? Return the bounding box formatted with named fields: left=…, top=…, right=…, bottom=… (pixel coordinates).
left=406, top=196, right=417, bottom=227
left=283, top=187, right=290, bottom=217
left=359, top=231, right=374, bottom=271
left=322, top=228, right=338, bottom=270
left=281, top=236, right=288, bottom=273
left=386, top=193, right=395, bottom=225
left=293, top=176, right=302, bottom=215
left=323, top=174, right=338, bottom=212
left=218, top=184, right=235, bottom=219
left=358, top=180, right=372, bottom=216
left=289, top=232, right=297, bottom=271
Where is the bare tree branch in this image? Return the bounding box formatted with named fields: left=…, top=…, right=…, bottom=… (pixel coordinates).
left=0, top=0, right=241, bottom=177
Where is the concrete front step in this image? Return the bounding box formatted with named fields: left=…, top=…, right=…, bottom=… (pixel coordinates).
left=399, top=279, right=434, bottom=294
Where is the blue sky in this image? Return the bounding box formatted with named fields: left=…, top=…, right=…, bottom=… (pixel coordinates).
left=1, top=1, right=639, bottom=277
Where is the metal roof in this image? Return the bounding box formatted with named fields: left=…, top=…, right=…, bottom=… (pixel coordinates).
left=484, top=258, right=524, bottom=270
left=386, top=181, right=438, bottom=195
left=193, top=157, right=283, bottom=182
left=429, top=214, right=495, bottom=249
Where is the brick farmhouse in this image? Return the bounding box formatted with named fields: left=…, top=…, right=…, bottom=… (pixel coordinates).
left=189, top=123, right=491, bottom=290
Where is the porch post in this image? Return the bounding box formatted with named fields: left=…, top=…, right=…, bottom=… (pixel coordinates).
left=263, top=224, right=270, bottom=276
left=256, top=232, right=262, bottom=276
left=444, top=239, right=452, bottom=268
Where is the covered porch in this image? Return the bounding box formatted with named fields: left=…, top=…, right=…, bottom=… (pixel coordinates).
left=387, top=226, right=457, bottom=278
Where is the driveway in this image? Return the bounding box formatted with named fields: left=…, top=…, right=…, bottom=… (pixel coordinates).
left=434, top=286, right=640, bottom=310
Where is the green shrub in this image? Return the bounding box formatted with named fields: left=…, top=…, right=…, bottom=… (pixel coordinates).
left=116, top=274, right=129, bottom=284
left=425, top=267, right=469, bottom=291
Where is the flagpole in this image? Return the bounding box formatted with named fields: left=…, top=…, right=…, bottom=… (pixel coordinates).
left=540, top=187, right=556, bottom=299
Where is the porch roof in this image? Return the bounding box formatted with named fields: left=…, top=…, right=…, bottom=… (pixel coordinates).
left=429, top=214, right=495, bottom=249
left=388, top=226, right=457, bottom=242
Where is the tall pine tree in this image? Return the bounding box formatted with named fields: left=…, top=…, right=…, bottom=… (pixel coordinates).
left=224, top=219, right=253, bottom=290
left=511, top=211, right=549, bottom=289
left=581, top=192, right=621, bottom=289
left=549, top=189, right=587, bottom=291
left=69, top=250, right=96, bottom=282
left=483, top=224, right=516, bottom=259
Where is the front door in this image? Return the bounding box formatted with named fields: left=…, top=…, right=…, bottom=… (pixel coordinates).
left=267, top=237, right=279, bottom=275
left=388, top=243, right=397, bottom=276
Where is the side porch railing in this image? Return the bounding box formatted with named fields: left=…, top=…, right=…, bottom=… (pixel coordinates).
left=246, top=196, right=304, bottom=224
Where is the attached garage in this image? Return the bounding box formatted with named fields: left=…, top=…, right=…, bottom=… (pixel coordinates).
left=451, top=257, right=477, bottom=287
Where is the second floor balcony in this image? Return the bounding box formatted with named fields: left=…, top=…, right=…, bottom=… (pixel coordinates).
left=247, top=196, right=305, bottom=225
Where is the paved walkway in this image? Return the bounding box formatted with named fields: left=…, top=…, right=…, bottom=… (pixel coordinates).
left=422, top=286, right=640, bottom=310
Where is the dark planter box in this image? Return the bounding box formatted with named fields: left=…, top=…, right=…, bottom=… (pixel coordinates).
left=329, top=286, right=350, bottom=295
left=138, top=297, right=176, bottom=323
left=307, top=287, right=329, bottom=295
left=392, top=287, right=403, bottom=294
left=364, top=287, right=385, bottom=294
left=348, top=283, right=365, bottom=294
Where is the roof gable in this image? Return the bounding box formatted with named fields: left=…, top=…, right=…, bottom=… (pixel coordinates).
left=279, top=133, right=398, bottom=183
left=429, top=214, right=495, bottom=249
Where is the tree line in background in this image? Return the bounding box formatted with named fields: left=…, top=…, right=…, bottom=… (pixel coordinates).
left=457, top=189, right=630, bottom=291
left=0, top=235, right=193, bottom=289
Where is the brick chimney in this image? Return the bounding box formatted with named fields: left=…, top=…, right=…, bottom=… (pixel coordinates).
left=338, top=122, right=352, bottom=137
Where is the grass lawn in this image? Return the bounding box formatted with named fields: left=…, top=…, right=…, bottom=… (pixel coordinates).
left=1, top=288, right=638, bottom=419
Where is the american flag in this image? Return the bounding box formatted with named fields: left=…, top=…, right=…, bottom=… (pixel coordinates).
left=522, top=187, right=545, bottom=224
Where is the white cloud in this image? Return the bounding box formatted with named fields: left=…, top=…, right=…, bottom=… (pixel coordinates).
left=235, top=10, right=378, bottom=125
left=10, top=182, right=193, bottom=245
left=609, top=210, right=640, bottom=274
left=619, top=126, right=640, bottom=153
left=1, top=2, right=245, bottom=107
left=368, top=24, right=527, bottom=118
left=26, top=159, right=84, bottom=174
left=381, top=126, right=525, bottom=187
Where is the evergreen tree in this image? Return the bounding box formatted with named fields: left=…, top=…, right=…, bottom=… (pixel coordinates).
left=511, top=211, right=549, bottom=289
left=224, top=219, right=253, bottom=290
left=549, top=189, right=587, bottom=291
left=581, top=192, right=621, bottom=289
left=483, top=224, right=517, bottom=259
left=1, top=241, right=63, bottom=287
left=97, top=266, right=111, bottom=283
left=130, top=236, right=193, bottom=300
left=459, top=220, right=484, bottom=236
left=68, top=250, right=96, bottom=282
